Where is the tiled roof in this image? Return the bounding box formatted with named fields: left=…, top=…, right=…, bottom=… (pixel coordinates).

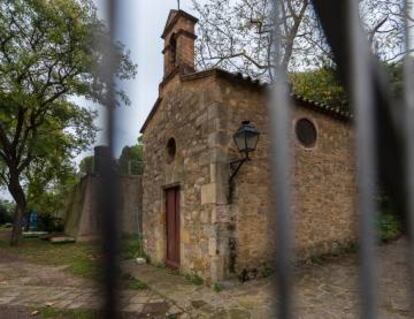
left=291, top=93, right=353, bottom=121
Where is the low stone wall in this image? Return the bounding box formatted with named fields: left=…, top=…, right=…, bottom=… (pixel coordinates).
left=64, top=174, right=142, bottom=240
left=120, top=175, right=143, bottom=235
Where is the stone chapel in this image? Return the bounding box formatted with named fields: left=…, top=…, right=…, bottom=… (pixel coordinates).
left=140, top=9, right=356, bottom=283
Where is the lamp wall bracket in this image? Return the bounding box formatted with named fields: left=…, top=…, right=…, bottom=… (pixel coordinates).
left=228, top=156, right=249, bottom=204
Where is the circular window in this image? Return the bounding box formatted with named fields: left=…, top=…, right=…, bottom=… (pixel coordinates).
left=166, top=138, right=176, bottom=162
left=295, top=118, right=317, bottom=148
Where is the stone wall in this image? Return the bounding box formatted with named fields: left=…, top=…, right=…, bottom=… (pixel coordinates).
left=142, top=74, right=228, bottom=283
left=64, top=175, right=98, bottom=241
left=141, top=71, right=357, bottom=282
left=216, top=76, right=357, bottom=276
left=120, top=175, right=143, bottom=235
left=64, top=175, right=142, bottom=240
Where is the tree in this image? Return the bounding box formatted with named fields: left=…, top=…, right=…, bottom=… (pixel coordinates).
left=119, top=139, right=144, bottom=175
left=360, top=0, right=409, bottom=62
left=289, top=67, right=348, bottom=109
left=0, top=0, right=137, bottom=245
left=384, top=62, right=403, bottom=98
left=193, top=0, right=409, bottom=80
left=25, top=150, right=77, bottom=220
left=0, top=199, right=13, bottom=225
left=289, top=62, right=403, bottom=111
left=79, top=155, right=94, bottom=175
left=193, top=0, right=317, bottom=80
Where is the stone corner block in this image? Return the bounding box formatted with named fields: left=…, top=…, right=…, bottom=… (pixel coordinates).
left=201, top=183, right=217, bottom=204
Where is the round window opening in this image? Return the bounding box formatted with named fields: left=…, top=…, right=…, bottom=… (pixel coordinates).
left=166, top=138, right=177, bottom=161
left=295, top=118, right=317, bottom=148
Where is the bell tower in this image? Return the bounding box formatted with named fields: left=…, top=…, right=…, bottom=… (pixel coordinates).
left=161, top=10, right=198, bottom=78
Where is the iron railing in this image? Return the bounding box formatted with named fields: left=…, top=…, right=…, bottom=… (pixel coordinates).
left=100, top=0, right=414, bottom=318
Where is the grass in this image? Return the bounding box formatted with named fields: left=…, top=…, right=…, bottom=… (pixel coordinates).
left=184, top=273, right=204, bottom=285
left=0, top=231, right=99, bottom=279
left=213, top=282, right=223, bottom=292
left=33, top=307, right=95, bottom=319
left=377, top=212, right=401, bottom=242
left=377, top=193, right=402, bottom=242
left=120, top=234, right=145, bottom=260
left=120, top=272, right=148, bottom=290
left=0, top=229, right=148, bottom=290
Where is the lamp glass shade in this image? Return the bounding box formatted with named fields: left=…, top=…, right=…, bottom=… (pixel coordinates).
left=233, top=121, right=260, bottom=154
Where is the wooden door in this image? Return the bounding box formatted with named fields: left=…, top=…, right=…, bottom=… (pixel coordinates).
left=165, top=187, right=180, bottom=268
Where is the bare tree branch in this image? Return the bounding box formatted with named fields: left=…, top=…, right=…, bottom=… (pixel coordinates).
left=193, top=0, right=407, bottom=80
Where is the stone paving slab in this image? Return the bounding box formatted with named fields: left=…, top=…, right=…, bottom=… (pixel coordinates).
left=0, top=238, right=412, bottom=318
left=0, top=259, right=186, bottom=318
left=0, top=285, right=187, bottom=317
left=123, top=238, right=413, bottom=319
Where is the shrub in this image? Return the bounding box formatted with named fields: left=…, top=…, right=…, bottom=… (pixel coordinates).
left=377, top=212, right=401, bottom=242
left=0, top=200, right=13, bottom=225
left=376, top=191, right=402, bottom=242
left=121, top=234, right=145, bottom=260
left=213, top=282, right=223, bottom=292
left=185, top=273, right=204, bottom=285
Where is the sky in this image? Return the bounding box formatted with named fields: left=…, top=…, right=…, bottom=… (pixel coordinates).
left=92, top=0, right=201, bottom=156
left=0, top=0, right=200, bottom=200
left=92, top=0, right=413, bottom=158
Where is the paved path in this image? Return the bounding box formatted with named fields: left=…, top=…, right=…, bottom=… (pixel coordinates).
left=0, top=251, right=183, bottom=318
left=124, top=238, right=413, bottom=318
left=0, top=238, right=412, bottom=318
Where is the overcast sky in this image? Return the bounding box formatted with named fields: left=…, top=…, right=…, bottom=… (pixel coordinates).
left=93, top=0, right=200, bottom=155
left=0, top=0, right=199, bottom=200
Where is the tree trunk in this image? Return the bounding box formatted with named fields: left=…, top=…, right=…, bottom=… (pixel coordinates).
left=11, top=204, right=25, bottom=246
left=8, top=174, right=27, bottom=246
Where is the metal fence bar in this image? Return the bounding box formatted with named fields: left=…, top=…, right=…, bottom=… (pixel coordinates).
left=269, top=1, right=294, bottom=318
left=310, top=1, right=386, bottom=318
left=348, top=0, right=379, bottom=317
left=403, top=0, right=414, bottom=311
left=311, top=0, right=406, bottom=229
left=101, top=0, right=120, bottom=318
left=94, top=2, right=413, bottom=319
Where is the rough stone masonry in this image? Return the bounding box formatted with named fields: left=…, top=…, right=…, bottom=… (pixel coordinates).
left=140, top=9, right=357, bottom=284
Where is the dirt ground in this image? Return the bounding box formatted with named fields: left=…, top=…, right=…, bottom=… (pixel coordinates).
left=123, top=237, right=412, bottom=318
left=0, top=229, right=412, bottom=318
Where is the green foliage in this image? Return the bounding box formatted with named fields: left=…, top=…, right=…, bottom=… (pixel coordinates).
left=377, top=213, right=401, bottom=242
left=119, top=140, right=144, bottom=175
left=289, top=63, right=402, bottom=111
left=120, top=272, right=148, bottom=290
left=213, top=282, right=223, bottom=292
left=0, top=232, right=100, bottom=279
left=34, top=307, right=94, bottom=319
left=185, top=273, right=204, bottom=286
left=289, top=67, right=348, bottom=110
left=384, top=62, right=403, bottom=98
left=0, top=0, right=136, bottom=241
left=0, top=199, right=13, bottom=224
left=0, top=229, right=148, bottom=291
left=305, top=242, right=358, bottom=265
left=376, top=190, right=402, bottom=242
left=260, top=265, right=273, bottom=278
left=78, top=155, right=94, bottom=175
left=26, top=158, right=78, bottom=220
left=121, top=234, right=145, bottom=260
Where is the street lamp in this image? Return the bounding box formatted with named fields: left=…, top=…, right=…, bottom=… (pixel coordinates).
left=228, top=121, right=260, bottom=203
left=233, top=121, right=260, bottom=158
